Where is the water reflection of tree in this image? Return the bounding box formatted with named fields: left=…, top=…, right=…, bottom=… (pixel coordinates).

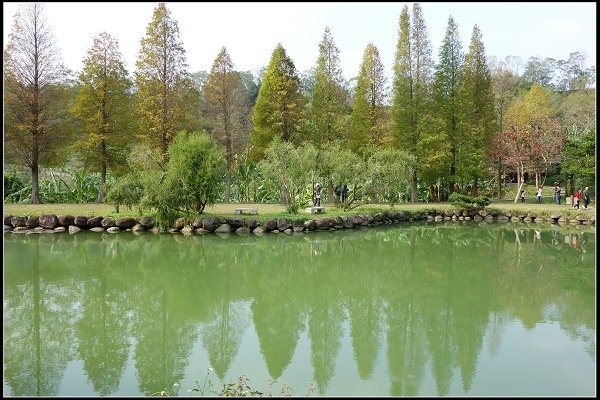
left=75, top=237, right=132, bottom=395
left=199, top=256, right=251, bottom=380
left=303, top=237, right=346, bottom=395
left=249, top=236, right=307, bottom=380
left=3, top=236, right=76, bottom=396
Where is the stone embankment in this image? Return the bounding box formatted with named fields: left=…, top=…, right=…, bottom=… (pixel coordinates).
left=3, top=209, right=595, bottom=235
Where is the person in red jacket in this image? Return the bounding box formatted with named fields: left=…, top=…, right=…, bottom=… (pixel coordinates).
left=573, top=188, right=581, bottom=209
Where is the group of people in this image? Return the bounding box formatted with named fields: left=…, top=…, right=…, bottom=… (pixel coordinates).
left=312, top=183, right=349, bottom=207
left=521, top=184, right=591, bottom=209
left=571, top=187, right=591, bottom=209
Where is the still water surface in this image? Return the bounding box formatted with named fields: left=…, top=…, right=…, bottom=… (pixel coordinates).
left=3, top=223, right=596, bottom=396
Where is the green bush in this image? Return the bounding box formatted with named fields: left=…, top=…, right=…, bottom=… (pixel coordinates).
left=3, top=170, right=28, bottom=203
left=449, top=193, right=491, bottom=210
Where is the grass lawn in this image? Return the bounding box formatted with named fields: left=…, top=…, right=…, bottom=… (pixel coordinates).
left=3, top=200, right=595, bottom=219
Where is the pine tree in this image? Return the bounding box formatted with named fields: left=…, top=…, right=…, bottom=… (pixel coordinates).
left=433, top=16, right=464, bottom=194
left=458, top=24, right=497, bottom=195
left=249, top=43, right=306, bottom=160
left=309, top=27, right=349, bottom=147
left=350, top=43, right=388, bottom=157
left=72, top=32, right=134, bottom=203
left=391, top=3, right=435, bottom=202
left=3, top=3, right=71, bottom=203
left=134, top=2, right=200, bottom=165
left=201, top=47, right=249, bottom=203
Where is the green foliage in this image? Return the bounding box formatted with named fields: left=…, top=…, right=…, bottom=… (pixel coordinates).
left=259, top=139, right=317, bottom=213
left=147, top=131, right=227, bottom=219
left=560, top=128, right=595, bottom=187
left=327, top=146, right=367, bottom=209
left=3, top=170, right=27, bottom=203
left=105, top=173, right=144, bottom=213
left=449, top=192, right=491, bottom=210
left=249, top=44, right=307, bottom=160
left=364, top=148, right=415, bottom=205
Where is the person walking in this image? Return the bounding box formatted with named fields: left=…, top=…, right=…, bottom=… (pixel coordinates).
left=573, top=188, right=581, bottom=209
left=583, top=186, right=590, bottom=209
left=520, top=189, right=525, bottom=203
left=536, top=186, right=543, bottom=204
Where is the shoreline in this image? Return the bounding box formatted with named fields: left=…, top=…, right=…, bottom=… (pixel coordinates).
left=4, top=207, right=596, bottom=235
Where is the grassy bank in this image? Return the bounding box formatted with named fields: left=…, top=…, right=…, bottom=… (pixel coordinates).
left=3, top=200, right=595, bottom=220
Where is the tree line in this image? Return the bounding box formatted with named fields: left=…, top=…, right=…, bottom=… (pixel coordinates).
left=4, top=2, right=596, bottom=207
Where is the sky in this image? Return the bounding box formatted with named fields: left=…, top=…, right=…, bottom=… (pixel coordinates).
left=2, top=2, right=597, bottom=82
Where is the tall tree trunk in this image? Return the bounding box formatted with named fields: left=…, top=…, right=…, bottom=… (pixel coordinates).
left=225, top=169, right=231, bottom=204
left=514, top=163, right=524, bottom=203
left=411, top=170, right=418, bottom=202
left=97, top=163, right=106, bottom=203
left=31, top=163, right=40, bottom=204
left=450, top=146, right=457, bottom=193
left=472, top=177, right=478, bottom=197
left=97, top=140, right=107, bottom=203
left=497, top=159, right=503, bottom=200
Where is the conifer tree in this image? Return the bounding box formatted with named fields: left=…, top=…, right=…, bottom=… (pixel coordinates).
left=458, top=24, right=497, bottom=195
left=350, top=43, right=388, bottom=157
left=4, top=3, right=71, bottom=203
left=134, top=2, right=200, bottom=165
left=249, top=43, right=306, bottom=160
left=201, top=47, right=249, bottom=202
left=391, top=3, right=435, bottom=202
left=309, top=27, right=349, bottom=146
left=433, top=16, right=464, bottom=194
left=72, top=32, right=133, bottom=203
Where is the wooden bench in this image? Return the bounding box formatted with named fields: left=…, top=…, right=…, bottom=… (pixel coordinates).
left=305, top=206, right=325, bottom=214
left=234, top=207, right=258, bottom=215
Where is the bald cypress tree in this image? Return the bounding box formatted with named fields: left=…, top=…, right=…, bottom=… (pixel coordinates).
left=4, top=3, right=71, bottom=203
left=201, top=47, right=249, bottom=202
left=72, top=32, right=133, bottom=203
left=433, top=16, right=464, bottom=194
left=350, top=43, right=388, bottom=157
left=391, top=3, right=434, bottom=202
left=134, top=2, right=200, bottom=165
left=249, top=43, right=306, bottom=160
left=309, top=27, right=349, bottom=147
left=458, top=25, right=497, bottom=195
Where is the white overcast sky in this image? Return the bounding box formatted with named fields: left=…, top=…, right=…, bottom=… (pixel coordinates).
left=3, top=2, right=597, bottom=81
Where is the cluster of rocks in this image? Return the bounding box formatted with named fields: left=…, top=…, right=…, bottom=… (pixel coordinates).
left=3, top=208, right=595, bottom=235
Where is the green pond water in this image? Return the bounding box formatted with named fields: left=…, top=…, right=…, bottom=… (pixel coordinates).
left=3, top=222, right=596, bottom=396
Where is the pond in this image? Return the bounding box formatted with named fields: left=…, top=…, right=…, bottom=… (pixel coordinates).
left=3, top=222, right=596, bottom=396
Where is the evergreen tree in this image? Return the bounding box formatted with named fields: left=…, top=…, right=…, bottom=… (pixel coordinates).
left=458, top=24, right=497, bottom=195
left=3, top=3, right=71, bottom=203
left=134, top=2, right=200, bottom=165
left=433, top=16, right=464, bottom=194
left=249, top=43, right=306, bottom=160
left=350, top=43, right=388, bottom=157
left=72, top=32, right=134, bottom=203
left=201, top=47, right=249, bottom=203
left=309, top=27, right=350, bottom=147
left=391, top=3, right=435, bottom=202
